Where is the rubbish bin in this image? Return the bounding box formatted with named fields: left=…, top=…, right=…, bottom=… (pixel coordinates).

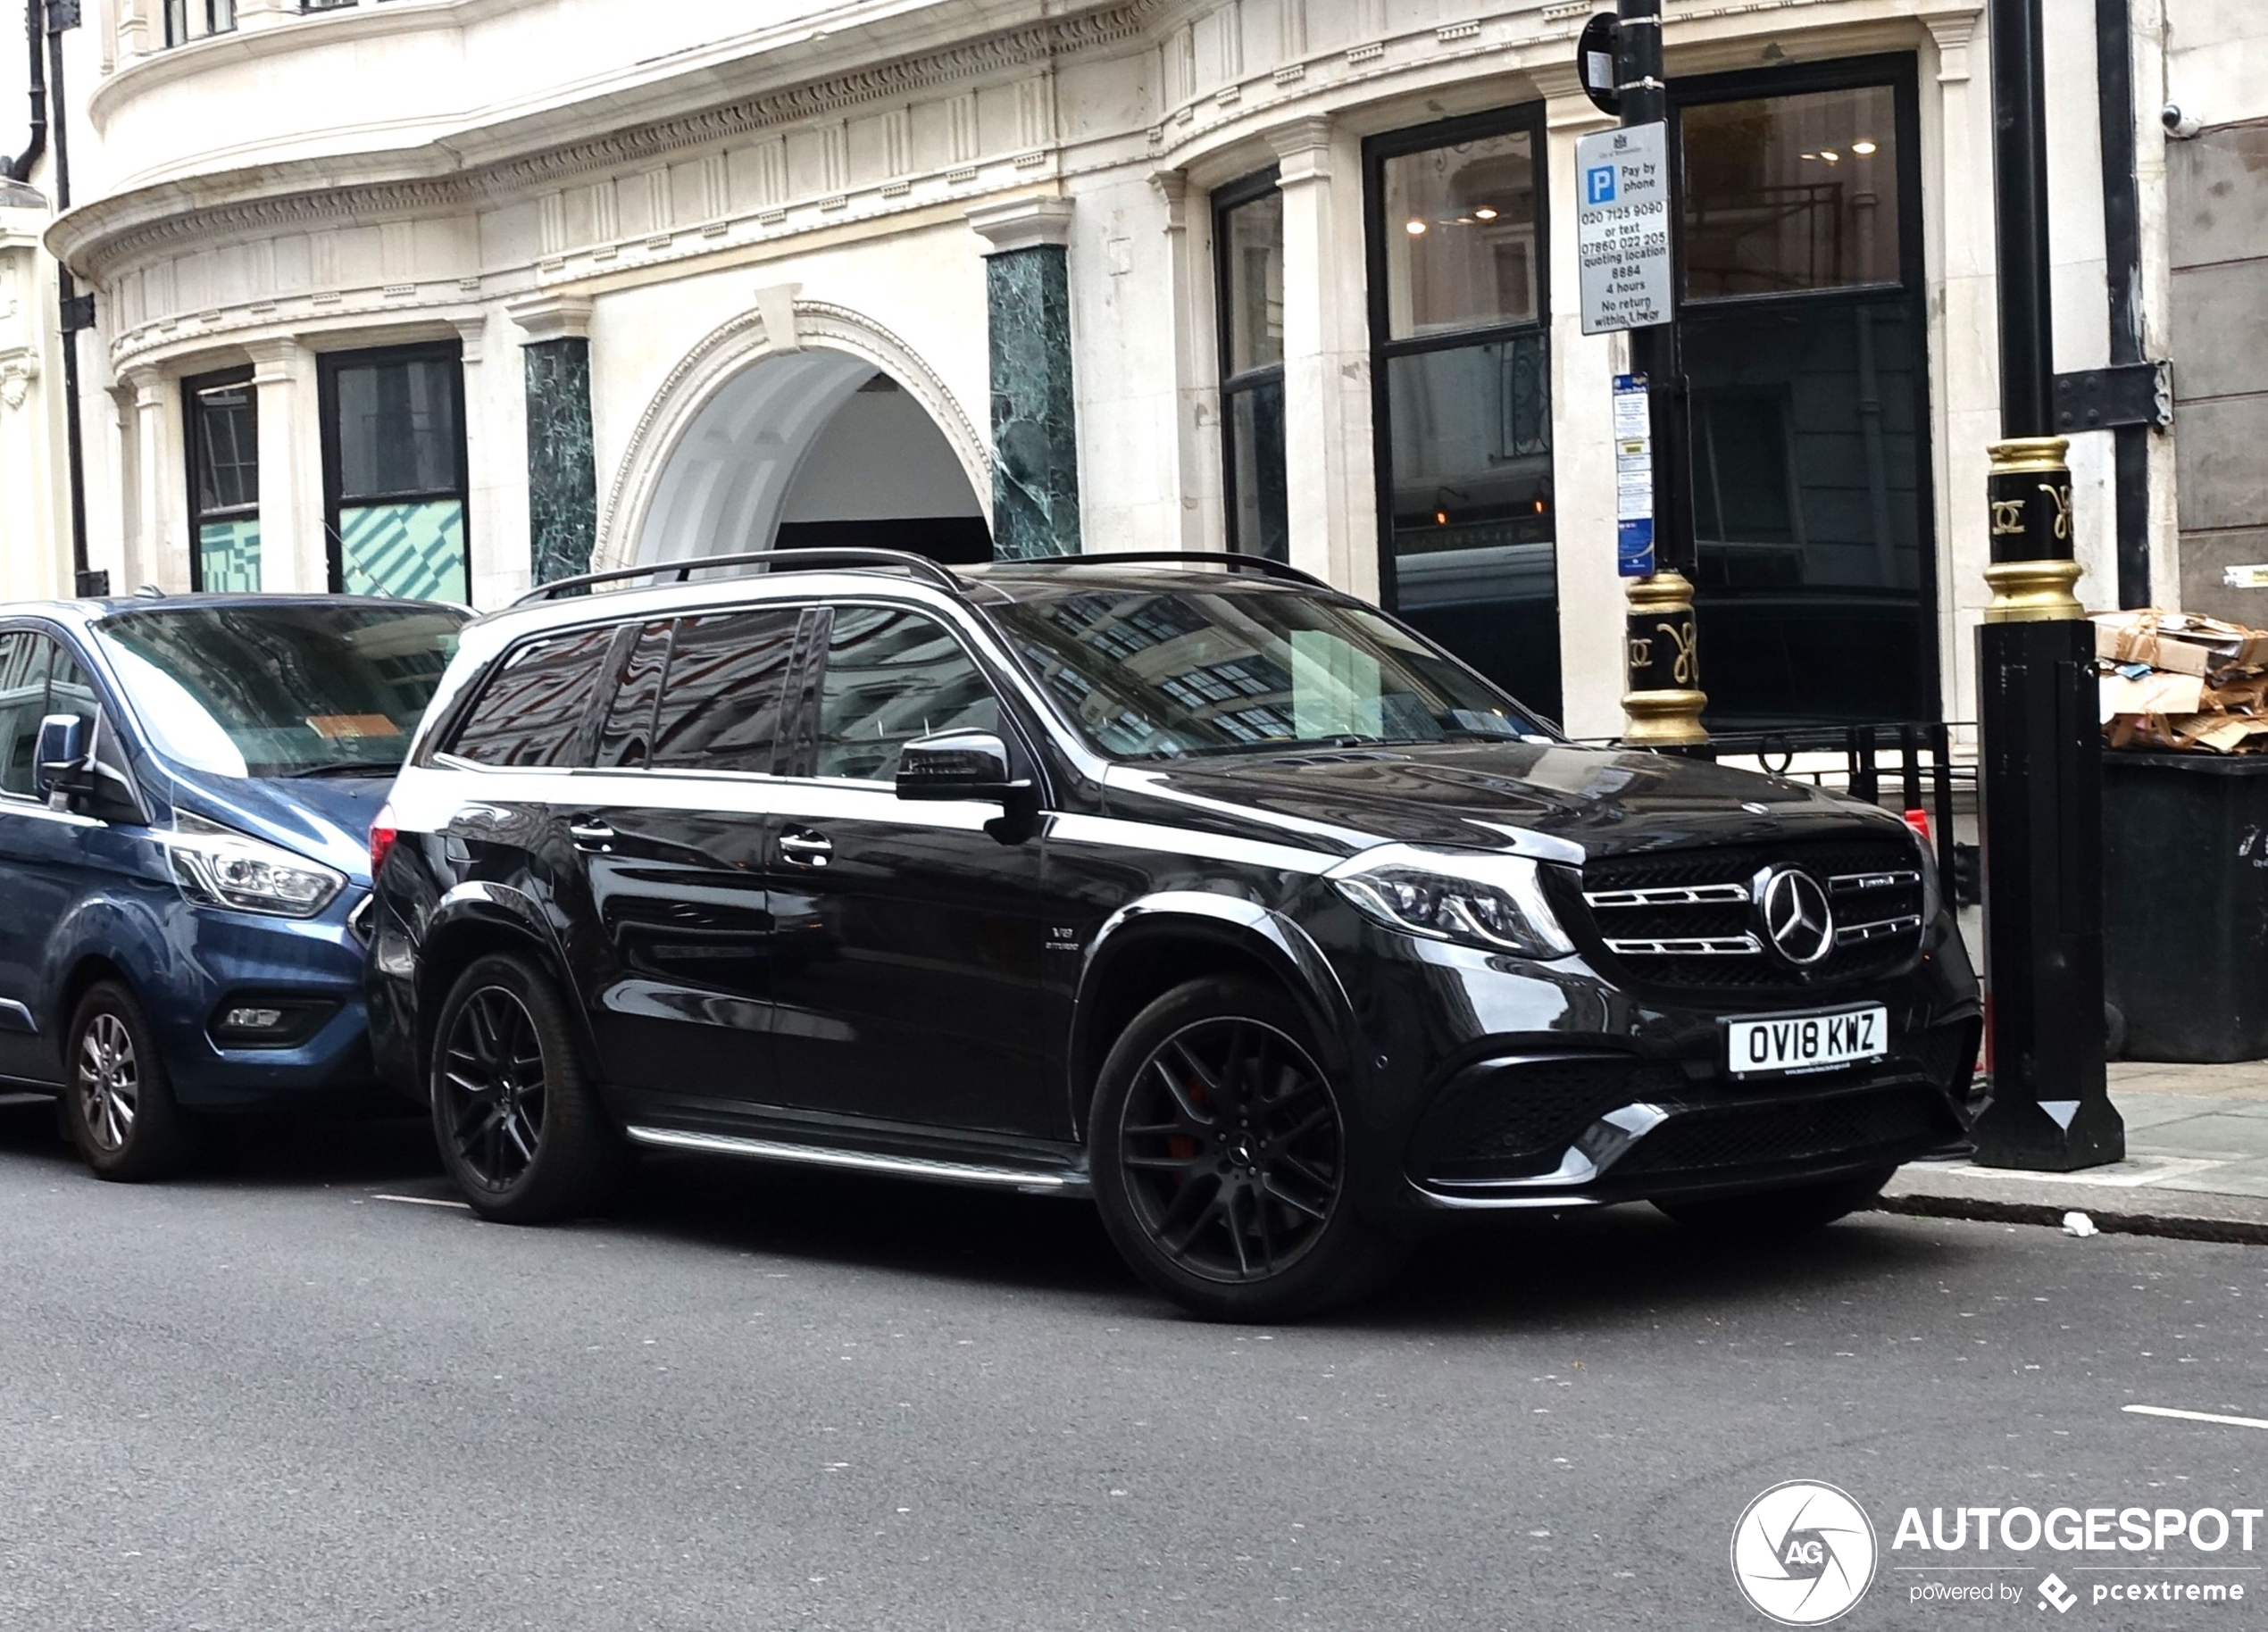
left=2103, top=750, right=2268, bottom=1062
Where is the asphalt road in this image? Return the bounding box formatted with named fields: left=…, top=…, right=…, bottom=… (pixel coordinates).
left=2, top=1099, right=2264, bottom=1631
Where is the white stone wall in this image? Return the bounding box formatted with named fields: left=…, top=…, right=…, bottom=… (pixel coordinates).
left=0, top=193, right=69, bottom=603
left=39, top=0, right=2122, bottom=734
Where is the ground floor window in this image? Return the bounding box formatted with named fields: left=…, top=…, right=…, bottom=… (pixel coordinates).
left=185, top=368, right=260, bottom=593
left=1674, top=56, right=1934, bottom=728
left=319, top=343, right=471, bottom=604
left=1214, top=169, right=1288, bottom=561
left=1364, top=105, right=1559, bottom=723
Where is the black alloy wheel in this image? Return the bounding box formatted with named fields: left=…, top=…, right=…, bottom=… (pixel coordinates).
left=429, top=953, right=627, bottom=1222
left=438, top=983, right=547, bottom=1193
left=63, top=979, right=196, bottom=1182
left=1119, top=1016, right=1342, bottom=1282
left=1091, top=977, right=1408, bottom=1321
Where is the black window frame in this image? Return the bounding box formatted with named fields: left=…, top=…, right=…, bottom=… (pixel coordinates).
left=184, top=365, right=259, bottom=594
left=1668, top=51, right=1939, bottom=722
left=316, top=339, right=472, bottom=600
left=1213, top=165, right=1288, bottom=562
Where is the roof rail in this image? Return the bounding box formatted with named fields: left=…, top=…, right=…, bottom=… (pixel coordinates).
left=997, top=551, right=1331, bottom=590
left=511, top=546, right=963, bottom=607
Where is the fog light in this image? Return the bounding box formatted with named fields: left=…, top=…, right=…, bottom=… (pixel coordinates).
left=209, top=997, right=337, bottom=1048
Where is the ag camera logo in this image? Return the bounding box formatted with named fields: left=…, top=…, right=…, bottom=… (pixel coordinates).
left=1731, top=1481, right=1879, bottom=1625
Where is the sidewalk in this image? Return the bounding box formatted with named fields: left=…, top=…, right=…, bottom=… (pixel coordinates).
left=1885, top=1061, right=2268, bottom=1242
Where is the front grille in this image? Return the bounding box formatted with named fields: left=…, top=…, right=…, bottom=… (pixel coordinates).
left=1412, top=1056, right=1687, bottom=1180
left=1576, top=836, right=1926, bottom=995
left=1612, top=1082, right=1955, bottom=1178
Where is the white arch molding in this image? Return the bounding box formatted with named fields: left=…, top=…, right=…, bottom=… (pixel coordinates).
left=596, top=299, right=993, bottom=571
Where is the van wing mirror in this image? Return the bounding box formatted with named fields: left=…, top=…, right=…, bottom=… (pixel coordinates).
left=34, top=713, right=89, bottom=801
left=895, top=730, right=1026, bottom=804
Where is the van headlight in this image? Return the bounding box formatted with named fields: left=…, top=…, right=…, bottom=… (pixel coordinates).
left=1327, top=845, right=1574, bottom=959
left=168, top=814, right=345, bottom=919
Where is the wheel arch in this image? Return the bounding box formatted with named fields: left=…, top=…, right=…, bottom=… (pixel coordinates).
left=414, top=886, right=598, bottom=1095
left=1066, top=893, right=1356, bottom=1141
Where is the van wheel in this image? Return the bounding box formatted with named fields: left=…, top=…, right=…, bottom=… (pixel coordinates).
left=1089, top=978, right=1407, bottom=1322
left=430, top=953, right=624, bottom=1223
left=66, top=981, right=196, bottom=1182
left=1653, top=1164, right=1898, bottom=1234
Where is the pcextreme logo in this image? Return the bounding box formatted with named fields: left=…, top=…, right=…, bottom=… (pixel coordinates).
left=1730, top=1481, right=1880, bottom=1625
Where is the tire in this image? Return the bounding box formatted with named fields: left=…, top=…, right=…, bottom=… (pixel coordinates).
left=1088, top=977, right=1408, bottom=1322
left=429, top=953, right=625, bottom=1223
left=64, top=980, right=197, bottom=1182
left=1653, top=1163, right=1897, bottom=1234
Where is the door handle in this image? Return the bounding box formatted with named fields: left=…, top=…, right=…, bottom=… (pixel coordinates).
left=778, top=828, right=833, bottom=868
left=568, top=818, right=616, bottom=852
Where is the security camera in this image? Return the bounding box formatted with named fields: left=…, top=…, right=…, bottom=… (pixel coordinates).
left=2164, top=104, right=2202, bottom=139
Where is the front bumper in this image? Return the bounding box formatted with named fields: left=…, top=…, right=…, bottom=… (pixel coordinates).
left=145, top=895, right=379, bottom=1111
left=1318, top=900, right=1980, bottom=1218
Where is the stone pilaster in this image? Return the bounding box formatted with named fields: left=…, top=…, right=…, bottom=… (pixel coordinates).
left=509, top=295, right=598, bottom=587
left=969, top=197, right=1080, bottom=559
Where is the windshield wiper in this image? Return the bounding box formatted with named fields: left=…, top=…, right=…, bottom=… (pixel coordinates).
left=282, top=762, right=399, bottom=779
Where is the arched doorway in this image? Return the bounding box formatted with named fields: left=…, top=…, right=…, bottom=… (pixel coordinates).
left=620, top=321, right=992, bottom=570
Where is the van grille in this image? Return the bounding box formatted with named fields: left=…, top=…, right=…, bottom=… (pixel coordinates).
left=1576, top=837, right=1926, bottom=994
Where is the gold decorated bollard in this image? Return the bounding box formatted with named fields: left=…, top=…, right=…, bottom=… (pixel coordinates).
left=1620, top=568, right=1708, bottom=747
left=1983, top=435, right=2083, bottom=623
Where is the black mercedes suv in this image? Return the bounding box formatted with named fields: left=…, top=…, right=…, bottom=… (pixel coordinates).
left=366, top=550, right=1979, bottom=1320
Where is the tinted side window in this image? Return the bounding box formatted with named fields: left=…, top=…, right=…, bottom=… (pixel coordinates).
left=596, top=622, right=671, bottom=770
left=815, top=607, right=999, bottom=783
left=650, top=610, right=802, bottom=775
left=450, top=626, right=614, bottom=767
left=0, top=633, right=54, bottom=799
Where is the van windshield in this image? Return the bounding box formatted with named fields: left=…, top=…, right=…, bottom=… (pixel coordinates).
left=989, top=581, right=1549, bottom=760
left=94, top=603, right=467, bottom=779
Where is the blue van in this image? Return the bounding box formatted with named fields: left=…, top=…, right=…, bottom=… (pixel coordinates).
left=0, top=595, right=468, bottom=1179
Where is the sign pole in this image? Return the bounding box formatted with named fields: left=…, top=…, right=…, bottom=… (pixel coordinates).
left=1591, top=0, right=1705, bottom=748
left=1967, top=0, right=2122, bottom=1170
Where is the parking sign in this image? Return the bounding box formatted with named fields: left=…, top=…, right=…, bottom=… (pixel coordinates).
left=1575, top=122, right=1671, bottom=333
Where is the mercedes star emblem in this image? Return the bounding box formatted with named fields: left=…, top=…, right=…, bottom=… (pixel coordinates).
left=1760, top=868, right=1836, bottom=966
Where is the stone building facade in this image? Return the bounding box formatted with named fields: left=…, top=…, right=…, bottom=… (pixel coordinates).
left=2, top=0, right=2199, bottom=736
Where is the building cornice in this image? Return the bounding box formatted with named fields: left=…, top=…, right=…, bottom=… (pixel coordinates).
left=54, top=0, right=1163, bottom=280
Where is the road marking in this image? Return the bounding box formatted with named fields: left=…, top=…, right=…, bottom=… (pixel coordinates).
left=371, top=1193, right=471, bottom=1211
left=2123, top=1405, right=2268, bottom=1431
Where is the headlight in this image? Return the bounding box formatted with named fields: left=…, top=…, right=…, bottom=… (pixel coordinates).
left=1326, top=844, right=1573, bottom=959
left=168, top=814, right=345, bottom=920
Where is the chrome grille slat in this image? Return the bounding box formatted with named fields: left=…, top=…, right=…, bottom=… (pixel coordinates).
left=1582, top=883, right=1750, bottom=909
left=1602, top=935, right=1763, bottom=957
left=1835, top=913, right=1922, bottom=946
left=1827, top=870, right=1920, bottom=894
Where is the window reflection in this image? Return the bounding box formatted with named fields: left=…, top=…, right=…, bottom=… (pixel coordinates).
left=1217, top=177, right=1289, bottom=560
left=1380, top=131, right=1539, bottom=339
left=1682, top=86, right=1900, bottom=298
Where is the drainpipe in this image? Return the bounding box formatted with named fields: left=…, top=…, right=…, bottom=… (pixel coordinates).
left=2095, top=0, right=2151, bottom=607
left=4, top=0, right=44, bottom=184
left=45, top=0, right=91, bottom=593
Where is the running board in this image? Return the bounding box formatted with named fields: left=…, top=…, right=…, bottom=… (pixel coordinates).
left=623, top=1125, right=1090, bottom=1197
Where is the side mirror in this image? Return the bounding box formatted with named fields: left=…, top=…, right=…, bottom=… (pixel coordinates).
left=896, top=730, right=1027, bottom=804
left=34, top=713, right=89, bottom=802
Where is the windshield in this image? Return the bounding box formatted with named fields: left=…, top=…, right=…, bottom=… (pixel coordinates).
left=94, top=604, right=467, bottom=779
left=990, top=582, right=1547, bottom=760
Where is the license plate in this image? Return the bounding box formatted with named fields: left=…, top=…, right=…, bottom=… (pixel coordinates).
left=1724, top=1005, right=1888, bottom=1079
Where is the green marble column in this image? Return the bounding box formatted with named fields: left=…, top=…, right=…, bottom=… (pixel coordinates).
left=986, top=245, right=1080, bottom=559
left=523, top=336, right=597, bottom=585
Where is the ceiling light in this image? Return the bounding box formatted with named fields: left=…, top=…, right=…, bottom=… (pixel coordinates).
left=1821, top=149, right=1841, bottom=162
left=1800, top=152, right=1819, bottom=162
left=1852, top=139, right=1878, bottom=155
left=1434, top=509, right=1449, bottom=526
left=1405, top=220, right=1428, bottom=236
left=1474, top=206, right=1498, bottom=221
